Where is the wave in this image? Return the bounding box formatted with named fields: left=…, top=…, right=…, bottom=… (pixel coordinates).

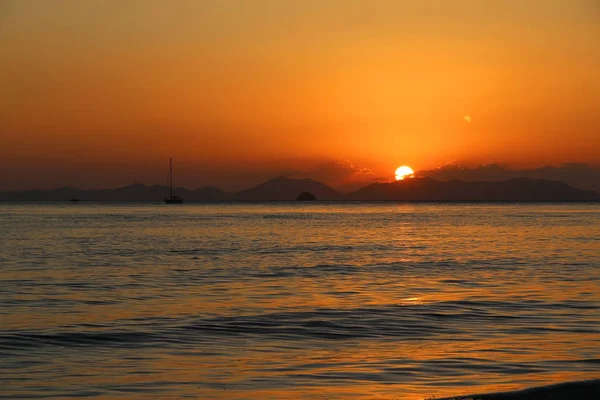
left=2, top=299, right=598, bottom=350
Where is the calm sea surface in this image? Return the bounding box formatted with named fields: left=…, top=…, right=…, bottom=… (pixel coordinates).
left=1, top=203, right=599, bottom=399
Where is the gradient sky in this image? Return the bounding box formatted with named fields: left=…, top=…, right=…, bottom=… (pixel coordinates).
left=1, top=0, right=599, bottom=190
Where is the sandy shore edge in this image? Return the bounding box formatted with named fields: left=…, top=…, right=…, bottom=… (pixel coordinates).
left=437, top=378, right=600, bottom=399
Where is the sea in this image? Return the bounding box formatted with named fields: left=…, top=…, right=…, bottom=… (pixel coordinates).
left=1, top=202, right=599, bottom=399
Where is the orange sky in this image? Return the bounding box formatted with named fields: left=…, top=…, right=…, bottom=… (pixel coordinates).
left=1, top=0, right=599, bottom=190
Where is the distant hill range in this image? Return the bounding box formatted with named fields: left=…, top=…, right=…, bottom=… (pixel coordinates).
left=1, top=177, right=598, bottom=202
left=348, top=177, right=599, bottom=201
left=418, top=162, right=600, bottom=194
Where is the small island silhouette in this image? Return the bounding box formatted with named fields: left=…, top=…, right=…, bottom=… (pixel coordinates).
left=296, top=192, right=317, bottom=201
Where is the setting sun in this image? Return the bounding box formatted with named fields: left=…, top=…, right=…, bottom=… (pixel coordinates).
left=395, top=166, right=414, bottom=180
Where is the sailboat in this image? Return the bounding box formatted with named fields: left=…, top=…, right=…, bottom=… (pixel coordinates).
left=164, top=158, right=183, bottom=204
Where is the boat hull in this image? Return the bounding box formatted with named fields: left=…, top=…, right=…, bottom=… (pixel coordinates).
left=164, top=198, right=183, bottom=204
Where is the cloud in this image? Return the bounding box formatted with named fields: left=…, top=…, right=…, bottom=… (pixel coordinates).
left=416, top=162, right=600, bottom=193
left=311, top=159, right=374, bottom=181
left=289, top=159, right=385, bottom=192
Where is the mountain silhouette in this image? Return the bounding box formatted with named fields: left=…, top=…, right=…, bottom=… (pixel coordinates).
left=348, top=177, right=599, bottom=201
left=0, top=184, right=164, bottom=202
left=235, top=176, right=342, bottom=201
left=418, top=162, right=600, bottom=193
left=1, top=177, right=598, bottom=202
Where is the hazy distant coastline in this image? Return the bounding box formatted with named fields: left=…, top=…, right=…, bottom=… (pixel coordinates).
left=1, top=176, right=598, bottom=202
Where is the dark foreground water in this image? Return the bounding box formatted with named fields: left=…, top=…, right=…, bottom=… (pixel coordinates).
left=1, top=203, right=599, bottom=399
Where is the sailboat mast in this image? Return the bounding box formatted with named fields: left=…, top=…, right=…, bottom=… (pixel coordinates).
left=169, top=157, right=173, bottom=198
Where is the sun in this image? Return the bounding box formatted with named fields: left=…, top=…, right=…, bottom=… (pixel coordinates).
left=395, top=166, right=414, bottom=181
